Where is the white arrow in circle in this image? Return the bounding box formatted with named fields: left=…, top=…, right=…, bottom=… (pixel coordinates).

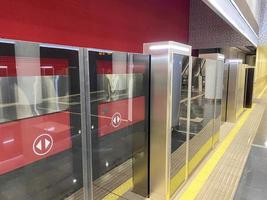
left=36, top=140, right=42, bottom=151
left=32, top=134, right=53, bottom=156
left=113, top=115, right=120, bottom=124
left=111, top=112, right=122, bottom=128
left=45, top=139, right=50, bottom=149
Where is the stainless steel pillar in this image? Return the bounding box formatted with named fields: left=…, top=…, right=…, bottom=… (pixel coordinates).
left=225, top=60, right=245, bottom=122
left=143, top=41, right=192, bottom=200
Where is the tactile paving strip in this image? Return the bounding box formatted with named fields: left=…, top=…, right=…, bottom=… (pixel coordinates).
left=195, top=103, right=265, bottom=200
left=65, top=159, right=132, bottom=200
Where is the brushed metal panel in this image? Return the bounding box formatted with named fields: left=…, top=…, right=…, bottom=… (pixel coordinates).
left=221, top=64, right=229, bottom=122
left=144, top=41, right=192, bottom=200
left=226, top=63, right=245, bottom=122
left=227, top=63, right=239, bottom=122
left=236, top=64, right=246, bottom=118
left=149, top=54, right=172, bottom=200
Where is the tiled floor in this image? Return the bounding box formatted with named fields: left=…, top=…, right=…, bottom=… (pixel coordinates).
left=234, top=147, right=267, bottom=200
left=234, top=93, right=267, bottom=200
left=195, top=101, right=265, bottom=199
left=175, top=92, right=267, bottom=200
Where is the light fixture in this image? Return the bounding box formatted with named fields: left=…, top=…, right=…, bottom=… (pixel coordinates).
left=40, top=44, right=79, bottom=51
left=226, top=59, right=243, bottom=63
left=0, top=66, right=8, bottom=69
left=73, top=179, right=77, bottom=184
left=105, top=161, right=109, bottom=168
left=149, top=44, right=190, bottom=52
left=218, top=54, right=225, bottom=60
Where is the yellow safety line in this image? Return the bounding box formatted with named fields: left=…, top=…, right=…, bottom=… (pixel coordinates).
left=258, top=86, right=267, bottom=98
left=188, top=138, right=213, bottom=176
left=177, top=106, right=254, bottom=200
left=102, top=178, right=133, bottom=200
left=171, top=131, right=220, bottom=195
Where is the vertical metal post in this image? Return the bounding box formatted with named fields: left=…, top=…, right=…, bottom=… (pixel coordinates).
left=131, top=53, right=150, bottom=197
left=79, top=48, right=93, bottom=200
left=144, top=41, right=192, bottom=200
left=149, top=52, right=172, bottom=200
left=212, top=60, right=220, bottom=148
left=185, top=56, right=192, bottom=180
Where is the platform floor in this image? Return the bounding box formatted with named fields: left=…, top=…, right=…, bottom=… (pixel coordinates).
left=175, top=90, right=267, bottom=200
left=234, top=92, right=267, bottom=200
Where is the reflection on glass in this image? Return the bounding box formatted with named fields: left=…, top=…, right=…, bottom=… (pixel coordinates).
left=170, top=54, right=189, bottom=196
left=0, top=42, right=83, bottom=200
left=214, top=60, right=224, bottom=142
left=188, top=58, right=217, bottom=174
left=89, top=51, right=150, bottom=199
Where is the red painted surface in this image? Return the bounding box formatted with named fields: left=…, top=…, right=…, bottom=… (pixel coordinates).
left=0, top=56, right=16, bottom=76
left=41, top=58, right=69, bottom=76
left=98, top=96, right=145, bottom=136
left=96, top=60, right=146, bottom=74
left=0, top=112, right=71, bottom=175
left=0, top=0, right=189, bottom=52
left=0, top=56, right=68, bottom=77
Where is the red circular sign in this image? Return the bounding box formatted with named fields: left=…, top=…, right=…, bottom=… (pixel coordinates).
left=32, top=134, right=53, bottom=156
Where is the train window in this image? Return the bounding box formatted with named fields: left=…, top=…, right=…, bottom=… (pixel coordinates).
left=88, top=51, right=150, bottom=199
left=0, top=41, right=83, bottom=200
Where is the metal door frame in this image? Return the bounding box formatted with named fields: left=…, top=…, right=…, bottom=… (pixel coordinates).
left=79, top=48, right=93, bottom=200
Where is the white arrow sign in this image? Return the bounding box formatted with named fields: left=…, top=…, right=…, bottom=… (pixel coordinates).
left=33, top=134, right=53, bottom=156
left=45, top=139, right=50, bottom=149
left=36, top=140, right=42, bottom=151
left=111, top=112, right=122, bottom=128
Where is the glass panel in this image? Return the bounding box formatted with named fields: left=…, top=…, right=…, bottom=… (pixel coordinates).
left=0, top=41, right=83, bottom=200
left=188, top=58, right=217, bottom=174
left=214, top=60, right=225, bottom=143
left=88, top=51, right=150, bottom=199
left=170, top=54, right=190, bottom=196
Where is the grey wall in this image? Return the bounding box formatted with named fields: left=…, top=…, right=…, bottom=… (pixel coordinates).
left=189, top=0, right=252, bottom=49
